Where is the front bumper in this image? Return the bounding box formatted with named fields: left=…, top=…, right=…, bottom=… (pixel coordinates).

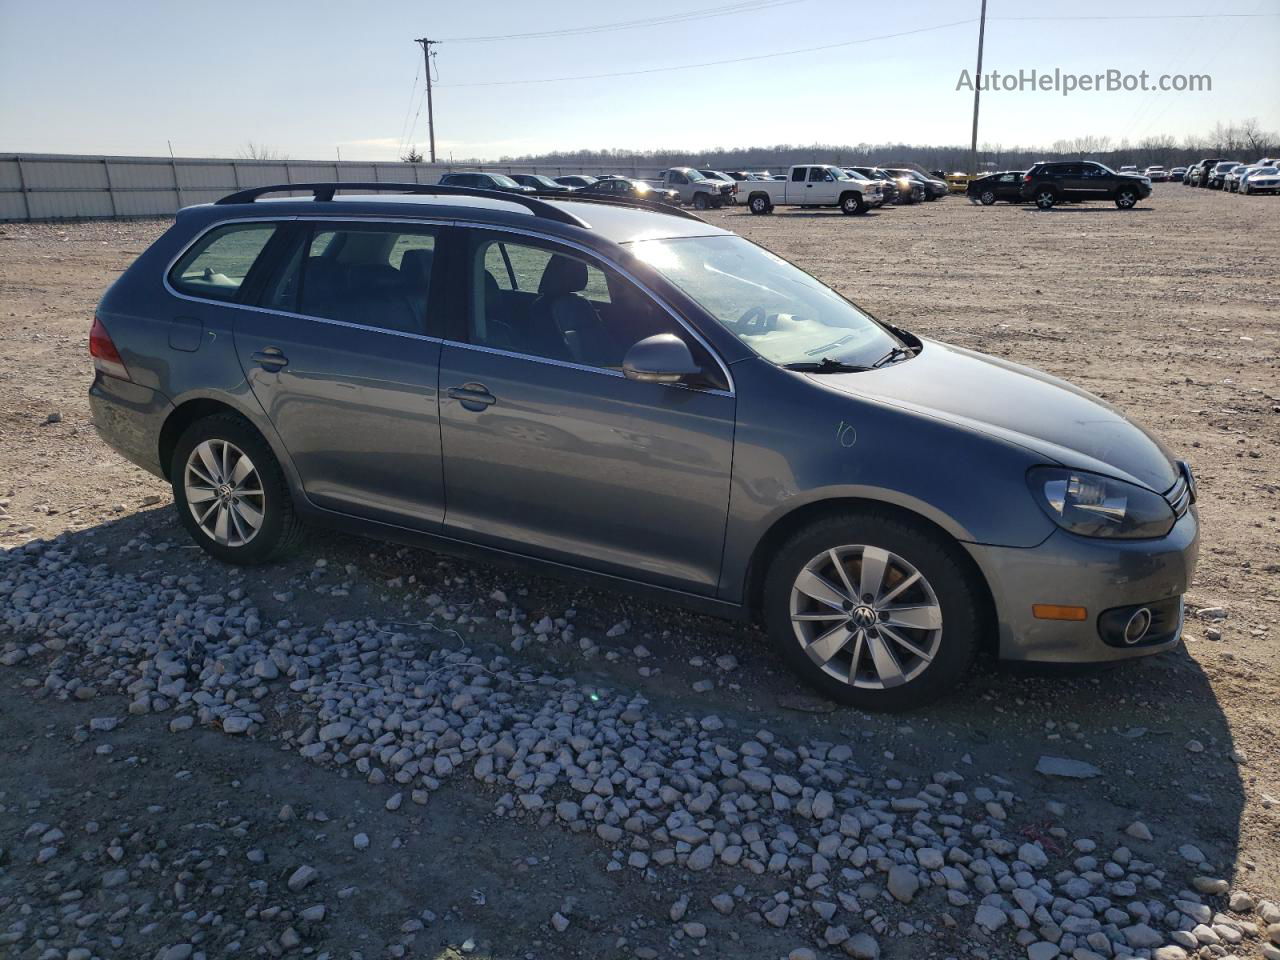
left=964, top=507, right=1199, bottom=663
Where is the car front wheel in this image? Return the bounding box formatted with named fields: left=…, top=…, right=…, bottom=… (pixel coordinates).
left=171, top=412, right=304, bottom=565
left=693, top=193, right=709, bottom=210
left=1115, top=187, right=1138, bottom=209
left=840, top=193, right=865, bottom=215
left=763, top=510, right=981, bottom=710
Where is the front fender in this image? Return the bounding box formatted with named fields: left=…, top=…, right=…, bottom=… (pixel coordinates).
left=718, top=358, right=1056, bottom=602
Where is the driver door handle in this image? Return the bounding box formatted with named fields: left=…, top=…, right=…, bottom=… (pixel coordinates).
left=448, top=384, right=497, bottom=410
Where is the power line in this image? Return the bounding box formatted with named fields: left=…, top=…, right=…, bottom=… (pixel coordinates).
left=434, top=11, right=1275, bottom=89
left=438, top=0, right=801, bottom=43
left=395, top=60, right=420, bottom=158
left=990, top=12, right=1276, bottom=19
left=437, top=20, right=979, bottom=87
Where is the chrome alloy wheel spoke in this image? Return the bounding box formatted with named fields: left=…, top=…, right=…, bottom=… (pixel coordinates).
left=185, top=439, right=265, bottom=549
left=788, top=544, right=943, bottom=690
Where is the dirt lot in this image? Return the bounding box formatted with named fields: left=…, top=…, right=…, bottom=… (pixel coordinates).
left=1, top=184, right=1278, bottom=960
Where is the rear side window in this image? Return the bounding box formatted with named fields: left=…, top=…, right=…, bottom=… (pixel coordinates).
left=262, top=224, right=438, bottom=335
left=169, top=223, right=277, bottom=302
left=791, top=167, right=807, bottom=182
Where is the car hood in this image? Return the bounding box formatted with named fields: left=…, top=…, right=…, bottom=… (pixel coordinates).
left=813, top=339, right=1179, bottom=492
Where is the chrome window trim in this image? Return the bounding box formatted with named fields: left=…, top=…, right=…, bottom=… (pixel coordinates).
left=162, top=213, right=736, bottom=396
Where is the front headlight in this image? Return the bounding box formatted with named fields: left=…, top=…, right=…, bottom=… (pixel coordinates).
left=1028, top=467, right=1175, bottom=539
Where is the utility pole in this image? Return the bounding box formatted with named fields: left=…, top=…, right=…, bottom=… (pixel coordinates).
left=415, top=37, right=438, bottom=163
left=969, top=0, right=988, bottom=175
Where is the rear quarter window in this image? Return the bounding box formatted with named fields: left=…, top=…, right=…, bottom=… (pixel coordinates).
left=169, top=223, right=277, bottom=302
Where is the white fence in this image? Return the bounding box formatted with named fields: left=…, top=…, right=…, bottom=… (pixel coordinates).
left=0, top=153, right=669, bottom=222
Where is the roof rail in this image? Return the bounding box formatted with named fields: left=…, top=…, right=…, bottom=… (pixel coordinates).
left=214, top=181, right=588, bottom=228
left=525, top=190, right=709, bottom=224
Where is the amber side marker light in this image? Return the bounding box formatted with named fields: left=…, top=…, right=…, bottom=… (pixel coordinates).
left=1032, top=604, right=1089, bottom=621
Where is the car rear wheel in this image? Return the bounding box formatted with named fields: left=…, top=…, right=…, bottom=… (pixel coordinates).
left=1114, top=187, right=1138, bottom=209
left=748, top=194, right=772, bottom=215
left=762, top=510, right=981, bottom=710
left=171, top=412, right=304, bottom=565
left=979, top=189, right=997, bottom=205
left=1035, top=188, right=1057, bottom=210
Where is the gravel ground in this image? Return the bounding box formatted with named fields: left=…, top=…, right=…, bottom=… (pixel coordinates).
left=1, top=184, right=1278, bottom=960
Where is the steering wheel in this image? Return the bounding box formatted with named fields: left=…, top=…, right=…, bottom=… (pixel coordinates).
left=736, top=306, right=770, bottom=332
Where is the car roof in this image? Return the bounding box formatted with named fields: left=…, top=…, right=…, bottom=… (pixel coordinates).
left=185, top=192, right=729, bottom=245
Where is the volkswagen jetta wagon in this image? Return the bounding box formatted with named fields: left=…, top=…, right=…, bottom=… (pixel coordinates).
left=89, top=182, right=1199, bottom=709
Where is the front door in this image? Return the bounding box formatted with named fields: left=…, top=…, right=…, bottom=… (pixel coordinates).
left=233, top=220, right=447, bottom=530
left=437, top=231, right=736, bottom=593
left=806, top=165, right=839, bottom=204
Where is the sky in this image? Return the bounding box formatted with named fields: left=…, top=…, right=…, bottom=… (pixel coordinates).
left=1, top=0, right=1278, bottom=161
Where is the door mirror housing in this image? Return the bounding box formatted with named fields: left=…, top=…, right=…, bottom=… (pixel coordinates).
left=622, top=334, right=701, bottom=384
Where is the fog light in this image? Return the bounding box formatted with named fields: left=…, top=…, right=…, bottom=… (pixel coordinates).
left=1123, top=607, right=1152, bottom=644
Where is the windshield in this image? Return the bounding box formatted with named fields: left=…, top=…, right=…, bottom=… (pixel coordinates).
left=491, top=174, right=520, bottom=188
left=629, top=235, right=900, bottom=367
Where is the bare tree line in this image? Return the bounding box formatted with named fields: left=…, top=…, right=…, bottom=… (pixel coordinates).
left=486, top=119, right=1278, bottom=172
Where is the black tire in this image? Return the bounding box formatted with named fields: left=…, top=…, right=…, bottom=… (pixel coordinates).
left=1035, top=188, right=1057, bottom=210
left=170, top=412, right=304, bottom=565
left=979, top=189, right=996, bottom=205
left=761, top=509, right=982, bottom=711
left=840, top=192, right=866, bottom=215
left=748, top=194, right=772, bottom=215
left=1114, top=187, right=1138, bottom=210
left=692, top=193, right=709, bottom=210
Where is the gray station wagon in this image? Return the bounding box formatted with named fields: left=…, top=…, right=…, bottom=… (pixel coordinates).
left=90, top=182, right=1200, bottom=709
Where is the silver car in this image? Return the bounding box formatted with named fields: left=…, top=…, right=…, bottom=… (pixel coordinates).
left=89, top=181, right=1199, bottom=710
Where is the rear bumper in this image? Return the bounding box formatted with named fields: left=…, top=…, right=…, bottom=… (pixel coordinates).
left=89, top=372, right=172, bottom=479
left=964, top=507, right=1199, bottom=663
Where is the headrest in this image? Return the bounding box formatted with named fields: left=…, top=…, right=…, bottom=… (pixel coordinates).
left=538, top=255, right=588, bottom=296
left=399, top=248, right=434, bottom=281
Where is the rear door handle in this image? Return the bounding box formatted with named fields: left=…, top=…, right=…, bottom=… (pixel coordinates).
left=252, top=347, right=288, bottom=369
left=447, top=384, right=497, bottom=410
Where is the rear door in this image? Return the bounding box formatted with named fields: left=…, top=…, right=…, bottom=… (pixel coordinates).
left=436, top=230, right=736, bottom=594
left=232, top=219, right=448, bottom=530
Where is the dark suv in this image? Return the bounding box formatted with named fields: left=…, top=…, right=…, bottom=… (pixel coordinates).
left=438, top=172, right=535, bottom=194
left=87, top=181, right=1199, bottom=709
left=1020, top=161, right=1151, bottom=210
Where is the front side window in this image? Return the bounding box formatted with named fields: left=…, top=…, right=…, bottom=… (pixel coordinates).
left=262, top=224, right=437, bottom=335
left=629, top=235, right=899, bottom=369
left=669, top=171, right=688, bottom=184
left=468, top=235, right=714, bottom=377
left=169, top=223, right=277, bottom=302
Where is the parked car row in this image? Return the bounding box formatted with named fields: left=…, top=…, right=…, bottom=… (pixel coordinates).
left=1181, top=157, right=1280, bottom=195
left=439, top=167, right=735, bottom=210
left=438, top=165, right=950, bottom=216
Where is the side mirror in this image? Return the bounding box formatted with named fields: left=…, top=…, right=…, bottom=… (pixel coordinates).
left=622, top=334, right=701, bottom=384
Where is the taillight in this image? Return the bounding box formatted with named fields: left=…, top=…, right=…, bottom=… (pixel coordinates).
left=1023, top=173, right=1032, bottom=182
left=89, top=314, right=132, bottom=381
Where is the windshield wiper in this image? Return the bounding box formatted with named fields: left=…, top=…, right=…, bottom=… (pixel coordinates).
left=783, top=357, right=871, bottom=374
left=871, top=345, right=918, bottom=368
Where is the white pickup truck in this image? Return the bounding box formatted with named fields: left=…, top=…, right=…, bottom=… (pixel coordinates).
left=740, top=164, right=881, bottom=215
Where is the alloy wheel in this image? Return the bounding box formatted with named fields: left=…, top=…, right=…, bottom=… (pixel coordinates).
left=184, top=439, right=266, bottom=547
left=788, top=545, right=943, bottom=689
